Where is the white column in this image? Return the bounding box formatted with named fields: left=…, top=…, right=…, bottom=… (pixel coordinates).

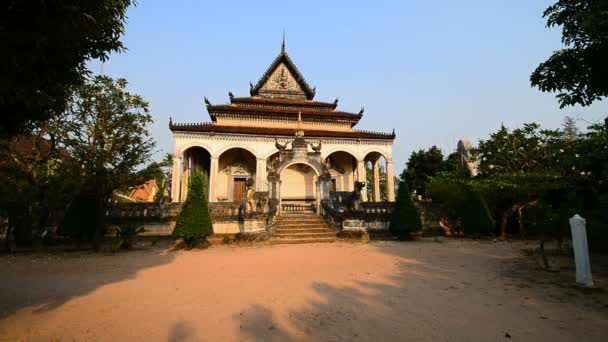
left=357, top=159, right=368, bottom=201
left=209, top=156, right=219, bottom=202
left=386, top=160, right=395, bottom=201
left=256, top=158, right=267, bottom=192
left=373, top=160, right=381, bottom=202
left=171, top=157, right=181, bottom=202
left=181, top=157, right=189, bottom=201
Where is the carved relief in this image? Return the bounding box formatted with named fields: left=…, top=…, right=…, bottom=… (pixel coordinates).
left=259, top=63, right=305, bottom=97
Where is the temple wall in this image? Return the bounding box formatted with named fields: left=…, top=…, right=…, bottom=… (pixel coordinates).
left=172, top=132, right=395, bottom=202
left=280, top=164, right=317, bottom=201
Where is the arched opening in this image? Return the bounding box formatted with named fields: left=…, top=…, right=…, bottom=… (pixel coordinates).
left=364, top=151, right=389, bottom=202
left=280, top=163, right=318, bottom=211
left=180, top=146, right=211, bottom=202
left=217, top=148, right=257, bottom=202
left=324, top=151, right=357, bottom=192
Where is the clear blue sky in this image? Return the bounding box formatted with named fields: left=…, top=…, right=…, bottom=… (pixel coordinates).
left=90, top=0, right=608, bottom=172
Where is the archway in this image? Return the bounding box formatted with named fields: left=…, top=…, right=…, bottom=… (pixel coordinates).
left=180, top=146, right=211, bottom=202
left=280, top=163, right=318, bottom=212
left=363, top=151, right=389, bottom=202
left=217, top=148, right=257, bottom=202
left=324, top=151, right=358, bottom=192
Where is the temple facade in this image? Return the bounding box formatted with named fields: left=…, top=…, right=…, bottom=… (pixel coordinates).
left=169, top=42, right=396, bottom=215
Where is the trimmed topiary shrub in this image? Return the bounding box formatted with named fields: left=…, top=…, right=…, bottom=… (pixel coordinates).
left=390, top=181, right=422, bottom=240
left=172, top=169, right=213, bottom=248
left=461, top=189, right=495, bottom=236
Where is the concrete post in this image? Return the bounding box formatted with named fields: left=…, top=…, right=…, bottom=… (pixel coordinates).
left=569, top=214, right=594, bottom=286
left=373, top=160, right=381, bottom=202
left=386, top=160, right=395, bottom=201
left=209, top=156, right=219, bottom=202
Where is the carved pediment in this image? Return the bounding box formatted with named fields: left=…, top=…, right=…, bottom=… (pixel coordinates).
left=259, top=63, right=306, bottom=97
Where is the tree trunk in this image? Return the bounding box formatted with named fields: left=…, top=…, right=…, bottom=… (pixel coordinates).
left=29, top=203, right=43, bottom=252
left=92, top=195, right=106, bottom=252
left=5, top=215, right=14, bottom=253
left=500, top=204, right=520, bottom=240
left=539, top=239, right=550, bottom=269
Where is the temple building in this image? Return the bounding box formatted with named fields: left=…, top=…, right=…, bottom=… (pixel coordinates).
left=169, top=41, right=396, bottom=214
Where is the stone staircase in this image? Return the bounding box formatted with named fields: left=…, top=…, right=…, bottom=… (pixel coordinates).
left=272, top=212, right=337, bottom=244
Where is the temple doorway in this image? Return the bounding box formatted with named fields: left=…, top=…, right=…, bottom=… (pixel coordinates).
left=280, top=163, right=318, bottom=212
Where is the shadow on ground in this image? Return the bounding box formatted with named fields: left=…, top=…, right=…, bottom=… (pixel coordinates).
left=235, top=240, right=608, bottom=341
left=0, top=246, right=176, bottom=320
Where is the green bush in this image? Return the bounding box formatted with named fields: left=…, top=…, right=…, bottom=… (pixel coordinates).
left=461, top=190, right=495, bottom=236
left=58, top=192, right=97, bottom=241
left=172, top=169, right=213, bottom=248
left=113, top=224, right=145, bottom=251
left=390, top=181, right=422, bottom=240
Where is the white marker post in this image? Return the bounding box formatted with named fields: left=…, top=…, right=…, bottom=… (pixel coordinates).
left=569, top=214, right=594, bottom=287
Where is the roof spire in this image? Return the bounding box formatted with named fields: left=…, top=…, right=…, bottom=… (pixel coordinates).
left=281, top=29, right=286, bottom=53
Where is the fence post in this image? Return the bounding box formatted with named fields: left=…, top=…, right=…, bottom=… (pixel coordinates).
left=569, top=214, right=594, bottom=287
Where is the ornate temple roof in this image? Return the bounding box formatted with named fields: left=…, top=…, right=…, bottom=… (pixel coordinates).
left=169, top=121, right=395, bottom=140
left=171, top=39, right=395, bottom=140
left=249, top=40, right=316, bottom=100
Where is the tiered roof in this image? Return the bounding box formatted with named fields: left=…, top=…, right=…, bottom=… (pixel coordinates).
left=169, top=122, right=396, bottom=140
left=170, top=41, right=395, bottom=141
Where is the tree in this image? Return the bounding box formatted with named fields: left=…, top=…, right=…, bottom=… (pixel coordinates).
left=0, top=115, right=78, bottom=251
left=62, top=75, right=155, bottom=251
left=530, top=0, right=608, bottom=108
left=1, top=1, right=135, bottom=137
left=400, top=146, right=445, bottom=195
left=390, top=181, right=422, bottom=240
left=173, top=169, right=213, bottom=248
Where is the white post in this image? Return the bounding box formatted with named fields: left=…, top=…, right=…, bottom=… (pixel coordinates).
left=569, top=214, right=594, bottom=287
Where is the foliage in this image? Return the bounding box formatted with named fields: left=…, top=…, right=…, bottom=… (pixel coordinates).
left=58, top=192, right=97, bottom=241
left=113, top=224, right=145, bottom=251
left=390, top=181, right=422, bottom=240
left=427, top=174, right=494, bottom=236
left=472, top=123, right=568, bottom=177
left=62, top=75, right=155, bottom=250
left=530, top=0, right=608, bottom=108
left=0, top=116, right=79, bottom=249
left=400, top=146, right=445, bottom=195
left=173, top=169, right=213, bottom=248
left=1, top=1, right=135, bottom=137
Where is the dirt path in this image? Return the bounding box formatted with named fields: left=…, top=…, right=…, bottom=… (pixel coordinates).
left=0, top=240, right=607, bottom=341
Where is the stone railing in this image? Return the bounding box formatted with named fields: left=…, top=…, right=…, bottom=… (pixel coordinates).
left=321, top=199, right=395, bottom=230
left=208, top=202, right=266, bottom=222
left=106, top=202, right=181, bottom=224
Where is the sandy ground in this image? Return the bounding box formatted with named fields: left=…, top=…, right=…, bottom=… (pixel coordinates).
left=0, top=239, right=607, bottom=342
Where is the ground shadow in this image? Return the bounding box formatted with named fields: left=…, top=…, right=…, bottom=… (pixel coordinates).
left=0, top=245, right=176, bottom=320
left=167, top=321, right=196, bottom=341
left=236, top=240, right=608, bottom=341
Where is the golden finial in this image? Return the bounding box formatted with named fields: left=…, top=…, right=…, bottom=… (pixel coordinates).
left=297, top=111, right=302, bottom=130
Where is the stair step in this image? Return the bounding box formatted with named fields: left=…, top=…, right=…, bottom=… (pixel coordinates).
left=276, top=227, right=332, bottom=232
left=271, top=237, right=337, bottom=245
left=276, top=224, right=329, bottom=228
left=274, top=233, right=336, bottom=239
